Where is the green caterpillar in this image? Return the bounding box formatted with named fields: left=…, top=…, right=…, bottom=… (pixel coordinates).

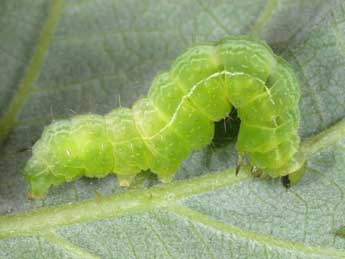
left=25, top=37, right=305, bottom=198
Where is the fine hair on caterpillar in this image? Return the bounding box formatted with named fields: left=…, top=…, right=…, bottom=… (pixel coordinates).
left=25, top=36, right=305, bottom=199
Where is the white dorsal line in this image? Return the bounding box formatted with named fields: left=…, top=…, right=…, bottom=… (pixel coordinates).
left=263, top=83, right=275, bottom=105
left=145, top=70, right=261, bottom=140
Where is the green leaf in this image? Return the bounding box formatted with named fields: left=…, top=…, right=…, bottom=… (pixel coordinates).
left=0, top=0, right=345, bottom=258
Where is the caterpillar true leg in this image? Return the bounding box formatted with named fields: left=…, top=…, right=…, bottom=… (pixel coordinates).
left=235, top=154, right=244, bottom=176
left=251, top=166, right=263, bottom=177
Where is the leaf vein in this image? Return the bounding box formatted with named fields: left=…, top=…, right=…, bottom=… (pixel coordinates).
left=249, top=0, right=277, bottom=36
left=194, top=0, right=231, bottom=36
left=168, top=204, right=345, bottom=258
left=0, top=0, right=64, bottom=144
left=42, top=231, right=102, bottom=259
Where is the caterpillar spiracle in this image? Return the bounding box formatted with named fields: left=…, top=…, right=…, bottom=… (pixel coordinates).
left=25, top=37, right=305, bottom=198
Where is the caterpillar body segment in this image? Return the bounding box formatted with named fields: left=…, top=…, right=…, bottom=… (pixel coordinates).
left=25, top=37, right=303, bottom=198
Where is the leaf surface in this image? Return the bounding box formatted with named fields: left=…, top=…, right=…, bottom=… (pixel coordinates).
left=0, top=0, right=345, bottom=258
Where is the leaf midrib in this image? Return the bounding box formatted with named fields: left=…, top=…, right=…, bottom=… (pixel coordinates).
left=0, top=118, right=344, bottom=240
